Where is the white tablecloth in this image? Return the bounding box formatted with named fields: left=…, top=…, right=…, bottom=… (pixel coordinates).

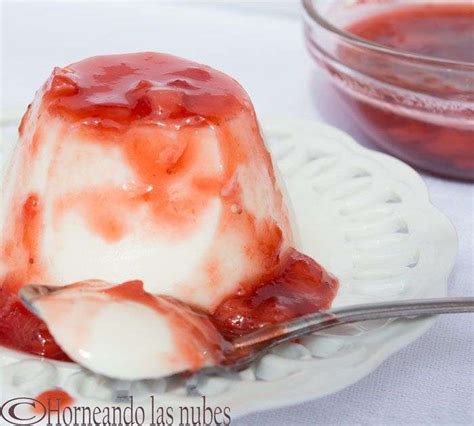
left=1, top=2, right=472, bottom=424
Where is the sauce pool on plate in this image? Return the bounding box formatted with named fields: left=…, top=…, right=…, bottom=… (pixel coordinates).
left=34, top=389, right=74, bottom=413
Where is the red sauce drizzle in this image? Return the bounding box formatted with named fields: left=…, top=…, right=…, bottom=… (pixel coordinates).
left=44, top=52, right=250, bottom=127
left=339, top=4, right=474, bottom=179
left=39, top=53, right=273, bottom=245
left=22, top=194, right=41, bottom=267
left=34, top=389, right=73, bottom=414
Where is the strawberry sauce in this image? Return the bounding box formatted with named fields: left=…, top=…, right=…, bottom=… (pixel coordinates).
left=341, top=4, right=474, bottom=180
left=43, top=53, right=249, bottom=127
left=214, top=248, right=338, bottom=338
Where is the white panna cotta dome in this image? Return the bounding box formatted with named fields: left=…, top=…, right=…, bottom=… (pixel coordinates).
left=0, top=52, right=294, bottom=311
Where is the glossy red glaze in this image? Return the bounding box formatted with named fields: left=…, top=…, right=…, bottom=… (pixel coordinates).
left=342, top=4, right=474, bottom=180
left=43, top=52, right=250, bottom=127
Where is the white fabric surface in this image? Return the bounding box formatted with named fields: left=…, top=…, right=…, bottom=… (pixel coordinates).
left=1, top=2, right=472, bottom=425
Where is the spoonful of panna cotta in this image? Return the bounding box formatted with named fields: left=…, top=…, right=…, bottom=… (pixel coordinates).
left=20, top=280, right=228, bottom=380
left=1, top=52, right=340, bottom=378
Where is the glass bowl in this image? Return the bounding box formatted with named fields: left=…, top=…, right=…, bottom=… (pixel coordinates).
left=302, top=0, right=474, bottom=181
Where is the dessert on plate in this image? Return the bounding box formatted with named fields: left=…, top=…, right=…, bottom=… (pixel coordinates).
left=0, top=52, right=338, bottom=379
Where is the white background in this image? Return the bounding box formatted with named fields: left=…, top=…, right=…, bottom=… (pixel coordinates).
left=1, top=1, right=473, bottom=424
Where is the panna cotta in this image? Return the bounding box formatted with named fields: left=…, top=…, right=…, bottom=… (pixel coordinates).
left=1, top=52, right=293, bottom=310
left=0, top=52, right=338, bottom=376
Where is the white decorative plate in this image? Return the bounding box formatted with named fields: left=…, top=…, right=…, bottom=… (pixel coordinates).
left=0, top=116, right=457, bottom=423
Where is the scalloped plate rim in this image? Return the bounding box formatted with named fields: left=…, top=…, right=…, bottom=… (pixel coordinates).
left=0, top=116, right=458, bottom=420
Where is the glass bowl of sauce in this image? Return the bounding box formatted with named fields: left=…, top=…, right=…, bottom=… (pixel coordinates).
left=303, top=0, right=474, bottom=180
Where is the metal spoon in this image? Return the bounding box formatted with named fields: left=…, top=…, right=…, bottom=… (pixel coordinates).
left=19, top=285, right=474, bottom=376
left=219, top=297, right=474, bottom=372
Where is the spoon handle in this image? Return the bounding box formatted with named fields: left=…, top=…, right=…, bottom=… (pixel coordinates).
left=233, top=297, right=474, bottom=351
